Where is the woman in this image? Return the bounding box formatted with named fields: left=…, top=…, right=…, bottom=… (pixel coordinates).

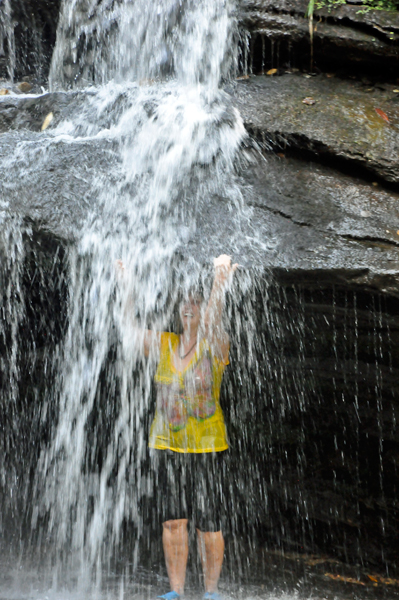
left=120, top=254, right=237, bottom=600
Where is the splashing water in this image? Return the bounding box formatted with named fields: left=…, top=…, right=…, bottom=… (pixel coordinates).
left=34, top=0, right=258, bottom=578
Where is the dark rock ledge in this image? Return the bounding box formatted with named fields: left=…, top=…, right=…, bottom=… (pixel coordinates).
left=239, top=0, right=399, bottom=77
left=2, top=87, right=399, bottom=297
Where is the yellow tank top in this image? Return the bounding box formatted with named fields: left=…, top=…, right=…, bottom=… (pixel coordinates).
left=149, top=332, right=229, bottom=453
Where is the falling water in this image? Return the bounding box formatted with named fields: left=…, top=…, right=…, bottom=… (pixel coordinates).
left=0, top=216, right=24, bottom=500
left=49, top=0, right=237, bottom=90
left=0, top=0, right=15, bottom=81
left=30, top=0, right=258, bottom=582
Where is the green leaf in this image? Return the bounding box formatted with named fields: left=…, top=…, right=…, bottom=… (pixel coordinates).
left=305, top=0, right=315, bottom=18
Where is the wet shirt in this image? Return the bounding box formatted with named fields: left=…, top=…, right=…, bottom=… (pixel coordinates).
left=149, top=332, right=229, bottom=453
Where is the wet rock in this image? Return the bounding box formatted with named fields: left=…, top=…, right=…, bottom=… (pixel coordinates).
left=184, top=149, right=399, bottom=299
left=0, top=91, right=81, bottom=132
left=224, top=267, right=399, bottom=569
left=233, top=73, right=399, bottom=185
left=0, top=88, right=10, bottom=95
left=0, top=134, right=113, bottom=239
left=17, top=81, right=33, bottom=93
left=239, top=0, right=399, bottom=77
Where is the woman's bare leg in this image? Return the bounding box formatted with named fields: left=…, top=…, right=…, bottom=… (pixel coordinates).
left=196, top=530, right=225, bottom=593
left=162, top=519, right=189, bottom=595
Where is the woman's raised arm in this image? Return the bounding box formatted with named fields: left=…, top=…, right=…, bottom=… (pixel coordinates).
left=203, top=254, right=237, bottom=361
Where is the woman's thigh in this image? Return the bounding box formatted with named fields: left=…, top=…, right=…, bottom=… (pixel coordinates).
left=191, top=452, right=227, bottom=532
left=150, top=450, right=227, bottom=530
left=150, top=450, right=191, bottom=523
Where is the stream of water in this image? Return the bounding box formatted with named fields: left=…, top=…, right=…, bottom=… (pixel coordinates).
left=40, top=0, right=252, bottom=566
left=35, top=85, right=247, bottom=558
left=0, top=0, right=15, bottom=81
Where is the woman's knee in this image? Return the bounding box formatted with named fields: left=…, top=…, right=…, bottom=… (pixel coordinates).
left=197, top=529, right=223, bottom=539
left=163, top=518, right=188, bottom=533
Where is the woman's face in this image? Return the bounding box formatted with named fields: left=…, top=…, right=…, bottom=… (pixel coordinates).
left=179, top=294, right=203, bottom=334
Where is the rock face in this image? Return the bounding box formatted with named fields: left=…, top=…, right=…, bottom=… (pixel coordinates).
left=239, top=0, right=399, bottom=78
left=233, top=72, right=399, bottom=185
left=224, top=273, right=399, bottom=569
left=2, top=89, right=399, bottom=290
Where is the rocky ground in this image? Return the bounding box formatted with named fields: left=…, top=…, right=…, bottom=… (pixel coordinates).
left=1, top=543, right=398, bottom=600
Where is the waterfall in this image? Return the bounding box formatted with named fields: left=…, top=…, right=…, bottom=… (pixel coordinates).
left=0, top=0, right=15, bottom=81
left=3, top=0, right=396, bottom=594
left=28, top=0, right=257, bottom=575
left=49, top=0, right=238, bottom=90
left=0, top=217, right=24, bottom=498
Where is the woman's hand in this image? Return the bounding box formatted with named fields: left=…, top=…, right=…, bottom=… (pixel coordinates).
left=213, top=254, right=238, bottom=281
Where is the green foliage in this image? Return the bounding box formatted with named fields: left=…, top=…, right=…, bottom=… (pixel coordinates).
left=313, top=0, right=399, bottom=11
left=305, top=0, right=316, bottom=17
